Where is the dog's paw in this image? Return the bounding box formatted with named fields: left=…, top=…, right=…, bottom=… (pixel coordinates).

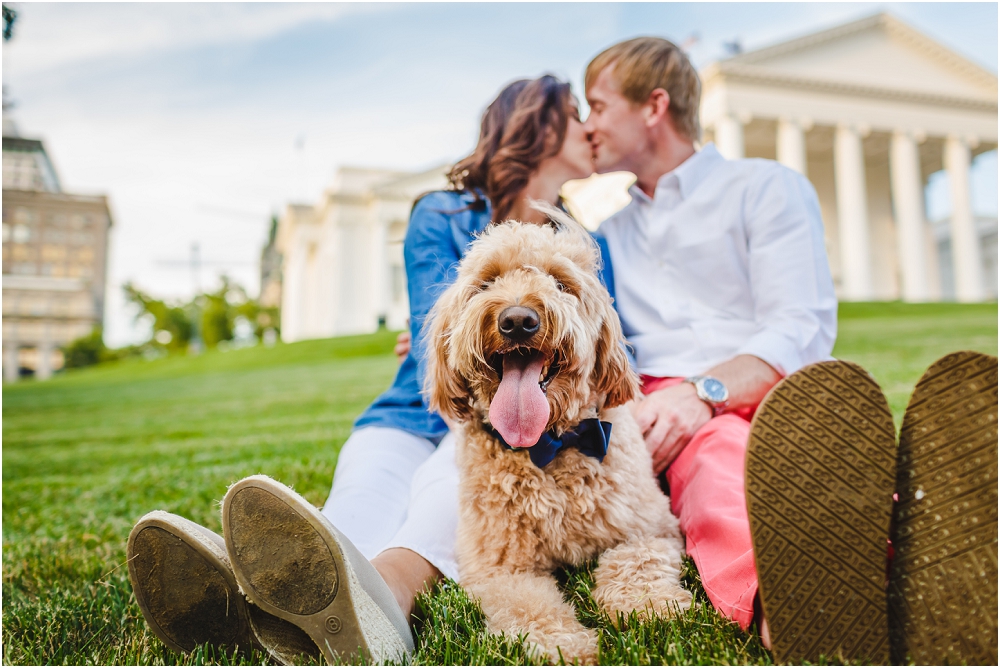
left=526, top=627, right=599, bottom=665
left=594, top=577, right=693, bottom=626
left=593, top=537, right=692, bottom=625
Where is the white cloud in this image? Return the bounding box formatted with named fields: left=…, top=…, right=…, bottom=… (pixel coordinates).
left=2, top=2, right=392, bottom=75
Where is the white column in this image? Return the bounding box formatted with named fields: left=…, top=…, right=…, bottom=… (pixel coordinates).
left=3, top=342, right=19, bottom=383
left=889, top=130, right=929, bottom=302
left=715, top=113, right=745, bottom=160
left=943, top=136, right=984, bottom=302
left=373, top=219, right=390, bottom=329
left=834, top=123, right=874, bottom=301
left=777, top=118, right=808, bottom=176
left=36, top=341, right=53, bottom=381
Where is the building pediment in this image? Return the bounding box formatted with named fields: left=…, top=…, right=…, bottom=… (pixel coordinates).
left=718, top=13, right=997, bottom=105
left=370, top=163, right=449, bottom=200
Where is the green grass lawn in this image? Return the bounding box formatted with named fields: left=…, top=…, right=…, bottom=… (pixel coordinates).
left=3, top=303, right=996, bottom=666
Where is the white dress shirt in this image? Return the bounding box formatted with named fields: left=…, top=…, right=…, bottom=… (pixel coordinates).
left=599, top=143, right=837, bottom=378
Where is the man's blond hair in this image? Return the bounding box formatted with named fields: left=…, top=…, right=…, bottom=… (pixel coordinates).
left=585, top=37, right=701, bottom=142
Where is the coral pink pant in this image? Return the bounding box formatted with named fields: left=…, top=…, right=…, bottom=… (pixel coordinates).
left=642, top=376, right=759, bottom=630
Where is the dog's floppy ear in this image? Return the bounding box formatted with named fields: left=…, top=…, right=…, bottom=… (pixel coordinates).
left=593, top=302, right=639, bottom=408
left=422, top=286, right=475, bottom=423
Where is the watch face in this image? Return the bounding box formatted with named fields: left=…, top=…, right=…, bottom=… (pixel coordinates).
left=702, top=378, right=727, bottom=403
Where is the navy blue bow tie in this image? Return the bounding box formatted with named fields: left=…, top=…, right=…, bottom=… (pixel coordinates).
left=489, top=418, right=613, bottom=468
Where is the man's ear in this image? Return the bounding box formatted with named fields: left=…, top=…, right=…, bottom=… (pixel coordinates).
left=593, top=304, right=639, bottom=408
left=644, top=88, right=671, bottom=128
left=422, top=288, right=474, bottom=422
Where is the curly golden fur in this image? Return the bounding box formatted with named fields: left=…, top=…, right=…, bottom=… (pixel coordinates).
left=424, top=213, right=691, bottom=664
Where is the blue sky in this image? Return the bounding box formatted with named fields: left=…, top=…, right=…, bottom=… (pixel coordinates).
left=2, top=2, right=997, bottom=346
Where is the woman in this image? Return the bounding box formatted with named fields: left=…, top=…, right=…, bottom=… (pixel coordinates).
left=330, top=74, right=601, bottom=606
left=127, top=74, right=605, bottom=663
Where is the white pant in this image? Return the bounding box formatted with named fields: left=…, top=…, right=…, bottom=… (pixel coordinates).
left=321, top=426, right=460, bottom=581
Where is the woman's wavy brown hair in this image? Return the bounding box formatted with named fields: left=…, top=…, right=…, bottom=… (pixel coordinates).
left=448, top=75, right=575, bottom=223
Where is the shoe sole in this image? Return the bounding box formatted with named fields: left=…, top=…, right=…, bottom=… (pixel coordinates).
left=746, top=360, right=896, bottom=664
left=126, top=511, right=262, bottom=656
left=222, top=475, right=410, bottom=665
left=888, top=351, right=998, bottom=665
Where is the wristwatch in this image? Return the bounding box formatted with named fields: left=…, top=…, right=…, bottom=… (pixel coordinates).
left=684, top=375, right=729, bottom=416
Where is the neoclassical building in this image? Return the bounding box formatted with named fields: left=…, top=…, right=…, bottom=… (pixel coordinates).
left=277, top=12, right=997, bottom=341
left=277, top=165, right=448, bottom=342
left=700, top=12, right=997, bottom=302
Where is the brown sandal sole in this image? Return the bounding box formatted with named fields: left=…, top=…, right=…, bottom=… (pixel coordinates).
left=888, top=351, right=998, bottom=665
left=126, top=511, right=265, bottom=656
left=747, top=360, right=896, bottom=664
left=222, top=475, right=413, bottom=665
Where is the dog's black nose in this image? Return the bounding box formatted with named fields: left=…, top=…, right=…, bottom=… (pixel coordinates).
left=498, top=306, right=540, bottom=342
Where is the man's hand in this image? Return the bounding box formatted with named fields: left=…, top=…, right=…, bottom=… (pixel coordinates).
left=632, top=355, right=782, bottom=474
left=394, top=330, right=411, bottom=363
left=632, top=382, right=712, bottom=474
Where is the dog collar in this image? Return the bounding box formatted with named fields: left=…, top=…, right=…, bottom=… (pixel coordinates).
left=488, top=418, right=612, bottom=468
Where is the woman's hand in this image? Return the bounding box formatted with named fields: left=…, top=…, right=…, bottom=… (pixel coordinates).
left=394, top=330, right=411, bottom=363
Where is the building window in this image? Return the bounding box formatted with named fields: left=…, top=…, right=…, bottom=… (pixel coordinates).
left=41, top=245, right=67, bottom=261
left=45, top=228, right=67, bottom=243
left=27, top=296, right=47, bottom=316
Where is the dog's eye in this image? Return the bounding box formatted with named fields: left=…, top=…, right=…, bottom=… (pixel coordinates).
left=555, top=280, right=567, bottom=292
left=479, top=279, right=493, bottom=291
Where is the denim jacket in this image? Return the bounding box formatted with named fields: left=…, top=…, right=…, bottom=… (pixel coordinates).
left=354, top=189, right=619, bottom=443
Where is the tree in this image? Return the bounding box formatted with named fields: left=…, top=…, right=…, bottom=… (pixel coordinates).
left=61, top=327, right=146, bottom=369
left=124, top=283, right=194, bottom=353
left=60, top=279, right=279, bottom=371
left=62, top=327, right=106, bottom=368
left=3, top=4, right=16, bottom=42
left=124, top=278, right=280, bottom=354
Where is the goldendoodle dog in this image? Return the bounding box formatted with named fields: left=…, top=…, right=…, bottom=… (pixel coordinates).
left=424, top=212, right=691, bottom=664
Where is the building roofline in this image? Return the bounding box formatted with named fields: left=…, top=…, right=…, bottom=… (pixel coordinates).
left=1, top=188, right=110, bottom=206
left=724, top=12, right=998, bottom=90
left=705, top=61, right=998, bottom=113
left=336, top=165, right=413, bottom=178
left=371, top=162, right=451, bottom=196
left=2, top=136, right=45, bottom=152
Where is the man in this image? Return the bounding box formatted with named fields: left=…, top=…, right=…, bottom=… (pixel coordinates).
left=581, top=36, right=996, bottom=664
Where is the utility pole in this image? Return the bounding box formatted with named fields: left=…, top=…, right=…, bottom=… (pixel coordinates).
left=154, top=242, right=208, bottom=354
left=188, top=243, right=203, bottom=354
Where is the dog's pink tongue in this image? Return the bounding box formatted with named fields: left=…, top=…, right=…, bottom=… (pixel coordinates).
left=489, top=353, right=550, bottom=448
